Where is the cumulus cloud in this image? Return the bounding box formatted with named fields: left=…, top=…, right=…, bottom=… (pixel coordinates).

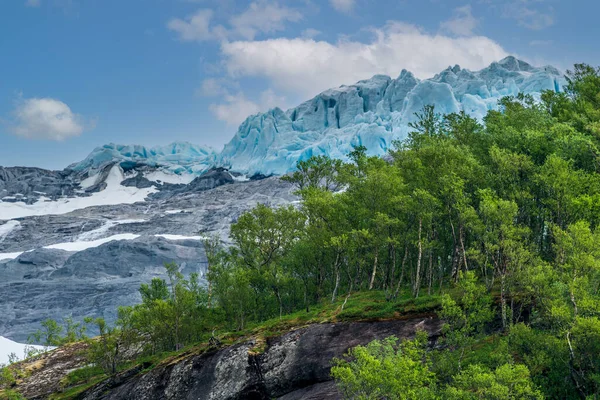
left=209, top=89, right=286, bottom=126
left=301, top=28, right=321, bottom=39
left=330, top=0, right=355, bottom=13
left=503, top=0, right=555, bottom=30
left=9, top=97, right=92, bottom=141
left=440, top=5, right=479, bottom=36
left=229, top=1, right=302, bottom=40
left=199, top=78, right=228, bottom=97
left=168, top=1, right=301, bottom=42
left=220, top=21, right=508, bottom=97
left=167, top=9, right=215, bottom=42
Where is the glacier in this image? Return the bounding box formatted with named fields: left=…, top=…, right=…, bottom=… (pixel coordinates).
left=218, top=56, right=564, bottom=175
left=70, top=142, right=219, bottom=176
left=65, top=57, right=565, bottom=178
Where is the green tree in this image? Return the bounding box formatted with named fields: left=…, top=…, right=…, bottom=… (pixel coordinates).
left=331, top=332, right=438, bottom=400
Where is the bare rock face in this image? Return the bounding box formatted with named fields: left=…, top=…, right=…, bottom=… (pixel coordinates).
left=75, top=318, right=441, bottom=400
left=0, top=177, right=296, bottom=343
left=0, top=166, right=80, bottom=203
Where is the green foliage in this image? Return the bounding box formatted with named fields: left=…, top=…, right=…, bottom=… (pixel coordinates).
left=0, top=365, right=25, bottom=400
left=27, top=316, right=89, bottom=349
left=332, top=333, right=541, bottom=400
left=443, top=363, right=543, bottom=400
left=331, top=332, right=439, bottom=400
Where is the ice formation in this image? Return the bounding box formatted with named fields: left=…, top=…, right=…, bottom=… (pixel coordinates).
left=51, top=57, right=568, bottom=180
left=218, top=56, right=564, bottom=175
left=70, top=142, right=218, bottom=176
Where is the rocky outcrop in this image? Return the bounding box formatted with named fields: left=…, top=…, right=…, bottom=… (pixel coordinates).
left=149, top=168, right=236, bottom=200
left=0, top=166, right=80, bottom=203
left=73, top=318, right=441, bottom=400
left=10, top=342, right=89, bottom=400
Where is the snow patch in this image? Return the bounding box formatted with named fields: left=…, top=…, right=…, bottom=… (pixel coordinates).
left=0, top=251, right=24, bottom=261
left=77, top=219, right=146, bottom=241
left=0, top=232, right=205, bottom=261
left=45, top=233, right=142, bottom=252
left=0, top=220, right=21, bottom=242
left=0, top=336, right=48, bottom=365
left=155, top=234, right=206, bottom=241
left=145, top=171, right=196, bottom=185
left=0, top=165, right=157, bottom=221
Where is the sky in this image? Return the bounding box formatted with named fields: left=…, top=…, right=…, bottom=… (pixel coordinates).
left=0, top=0, right=598, bottom=169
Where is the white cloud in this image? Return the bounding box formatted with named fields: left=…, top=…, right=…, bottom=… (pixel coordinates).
left=199, top=78, right=228, bottom=96
left=168, top=1, right=301, bottom=42
left=209, top=89, right=286, bottom=126
left=330, top=0, right=355, bottom=13
left=25, top=0, right=41, bottom=7
left=209, top=93, right=260, bottom=126
left=220, top=21, right=508, bottom=97
left=301, top=28, right=321, bottom=39
left=440, top=5, right=479, bottom=36
left=9, top=97, right=92, bottom=141
left=229, top=1, right=302, bottom=40
left=167, top=9, right=215, bottom=42
left=504, top=1, right=555, bottom=30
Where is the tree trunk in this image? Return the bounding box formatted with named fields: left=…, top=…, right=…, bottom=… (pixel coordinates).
left=459, top=225, right=468, bottom=273
left=276, top=287, right=283, bottom=320
left=389, top=243, right=396, bottom=292
left=413, top=218, right=423, bottom=298
left=500, top=272, right=507, bottom=329
left=331, top=252, right=341, bottom=303
left=394, top=246, right=408, bottom=299
left=369, top=246, right=379, bottom=290
left=427, top=249, right=433, bottom=295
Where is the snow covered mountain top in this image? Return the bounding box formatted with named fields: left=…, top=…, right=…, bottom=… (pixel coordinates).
left=68, top=56, right=564, bottom=178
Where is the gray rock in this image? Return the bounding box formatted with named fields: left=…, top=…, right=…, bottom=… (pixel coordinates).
left=0, top=177, right=296, bottom=343
left=0, top=249, right=70, bottom=281
left=0, top=166, right=80, bottom=202
left=77, top=318, right=442, bottom=400
left=121, top=173, right=154, bottom=189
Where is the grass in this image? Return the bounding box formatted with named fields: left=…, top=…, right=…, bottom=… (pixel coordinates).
left=59, top=365, right=105, bottom=389
left=214, top=289, right=443, bottom=354
left=49, top=376, right=107, bottom=400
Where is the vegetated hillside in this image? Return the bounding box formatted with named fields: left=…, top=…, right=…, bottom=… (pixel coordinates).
left=3, top=63, right=600, bottom=400
left=1, top=292, right=442, bottom=399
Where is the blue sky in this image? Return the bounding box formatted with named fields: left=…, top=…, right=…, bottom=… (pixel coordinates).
left=0, top=0, right=598, bottom=169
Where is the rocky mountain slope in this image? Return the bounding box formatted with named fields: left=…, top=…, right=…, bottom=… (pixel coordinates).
left=0, top=170, right=295, bottom=344
left=9, top=317, right=441, bottom=400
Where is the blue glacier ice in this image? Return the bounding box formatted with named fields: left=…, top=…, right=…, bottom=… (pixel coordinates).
left=70, top=142, right=218, bottom=176
left=72, top=57, right=565, bottom=177
left=218, top=56, right=565, bottom=175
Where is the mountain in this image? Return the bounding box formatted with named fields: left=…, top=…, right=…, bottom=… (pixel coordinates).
left=0, top=56, right=564, bottom=358
left=63, top=56, right=563, bottom=180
